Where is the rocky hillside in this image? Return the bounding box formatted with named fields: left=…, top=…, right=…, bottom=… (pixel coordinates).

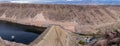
left=0, top=3, right=120, bottom=32
left=0, top=3, right=120, bottom=46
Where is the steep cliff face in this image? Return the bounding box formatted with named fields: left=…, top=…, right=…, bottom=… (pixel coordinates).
left=0, top=3, right=120, bottom=32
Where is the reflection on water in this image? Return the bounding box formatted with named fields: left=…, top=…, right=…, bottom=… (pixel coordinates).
left=0, top=22, right=40, bottom=44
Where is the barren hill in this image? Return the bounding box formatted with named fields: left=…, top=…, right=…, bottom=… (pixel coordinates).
left=0, top=3, right=120, bottom=32
left=0, top=3, right=120, bottom=46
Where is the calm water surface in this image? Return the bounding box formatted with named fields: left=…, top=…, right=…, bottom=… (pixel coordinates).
left=0, top=22, right=39, bottom=44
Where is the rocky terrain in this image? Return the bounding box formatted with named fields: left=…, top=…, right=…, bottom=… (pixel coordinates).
left=0, top=3, right=120, bottom=46
left=0, top=37, right=27, bottom=46
left=0, top=3, right=120, bottom=32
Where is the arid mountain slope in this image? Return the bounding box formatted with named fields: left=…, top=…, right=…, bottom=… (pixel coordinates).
left=0, top=3, right=120, bottom=46
left=0, top=3, right=120, bottom=32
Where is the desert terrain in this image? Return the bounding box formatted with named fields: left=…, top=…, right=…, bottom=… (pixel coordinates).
left=0, top=3, right=120, bottom=46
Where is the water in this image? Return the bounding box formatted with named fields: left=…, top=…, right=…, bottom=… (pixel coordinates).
left=0, top=22, right=41, bottom=44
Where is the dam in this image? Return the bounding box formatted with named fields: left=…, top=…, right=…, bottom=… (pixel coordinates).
left=0, top=20, right=69, bottom=46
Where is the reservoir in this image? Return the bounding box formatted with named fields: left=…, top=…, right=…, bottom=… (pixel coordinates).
left=0, top=21, right=46, bottom=44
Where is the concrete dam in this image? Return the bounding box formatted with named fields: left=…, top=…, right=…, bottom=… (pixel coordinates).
left=0, top=3, right=120, bottom=46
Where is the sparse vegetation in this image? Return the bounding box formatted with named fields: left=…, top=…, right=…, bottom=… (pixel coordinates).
left=79, top=40, right=86, bottom=45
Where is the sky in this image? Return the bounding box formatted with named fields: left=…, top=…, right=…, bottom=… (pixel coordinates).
left=0, top=0, right=120, bottom=5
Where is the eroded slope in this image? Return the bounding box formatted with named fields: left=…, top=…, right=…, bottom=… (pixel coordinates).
left=0, top=3, right=120, bottom=32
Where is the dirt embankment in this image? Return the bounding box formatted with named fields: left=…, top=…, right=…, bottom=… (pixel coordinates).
left=0, top=3, right=120, bottom=32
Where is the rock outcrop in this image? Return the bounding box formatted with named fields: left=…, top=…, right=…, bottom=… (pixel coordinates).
left=0, top=37, right=27, bottom=46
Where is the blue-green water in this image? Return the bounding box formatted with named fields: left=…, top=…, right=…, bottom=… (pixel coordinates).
left=0, top=22, right=40, bottom=44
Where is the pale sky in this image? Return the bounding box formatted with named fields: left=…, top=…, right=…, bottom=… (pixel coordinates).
left=0, top=0, right=120, bottom=4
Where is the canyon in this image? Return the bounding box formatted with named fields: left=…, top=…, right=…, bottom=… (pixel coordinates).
left=0, top=3, right=120, bottom=46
